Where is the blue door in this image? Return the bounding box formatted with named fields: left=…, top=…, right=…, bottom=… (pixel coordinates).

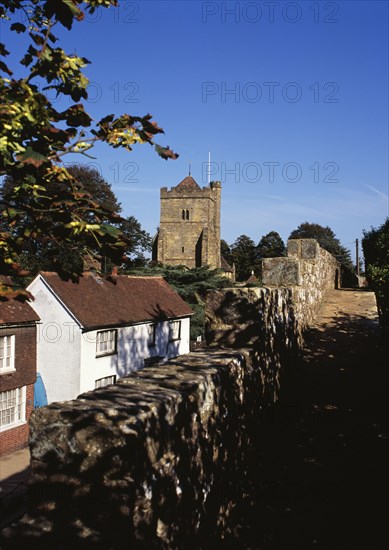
left=34, top=372, right=48, bottom=408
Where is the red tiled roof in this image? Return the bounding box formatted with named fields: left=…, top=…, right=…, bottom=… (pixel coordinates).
left=37, top=272, right=193, bottom=329
left=174, top=176, right=202, bottom=192
left=0, top=299, right=40, bottom=325
left=221, top=256, right=233, bottom=272
left=0, top=276, right=40, bottom=325
left=246, top=273, right=259, bottom=284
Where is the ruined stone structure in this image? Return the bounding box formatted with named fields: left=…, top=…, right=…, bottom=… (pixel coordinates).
left=2, top=240, right=347, bottom=549
left=153, top=176, right=221, bottom=269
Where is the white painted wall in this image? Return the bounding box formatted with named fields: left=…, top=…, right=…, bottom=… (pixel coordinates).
left=28, top=276, right=192, bottom=403
left=79, top=317, right=191, bottom=394
left=164, top=317, right=191, bottom=359
left=79, top=329, right=119, bottom=395
left=27, top=276, right=82, bottom=404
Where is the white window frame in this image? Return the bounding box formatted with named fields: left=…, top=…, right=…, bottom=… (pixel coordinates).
left=0, top=335, right=15, bottom=374
left=96, top=329, right=117, bottom=357
left=0, top=386, right=26, bottom=432
left=169, top=320, right=181, bottom=341
left=95, top=375, right=117, bottom=389
left=147, top=323, right=156, bottom=347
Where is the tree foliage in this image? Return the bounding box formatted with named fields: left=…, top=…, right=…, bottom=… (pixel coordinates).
left=256, top=231, right=286, bottom=259
left=230, top=234, right=259, bottom=281
left=1, top=165, right=151, bottom=276
left=128, top=265, right=230, bottom=340
left=220, top=238, right=233, bottom=265
left=289, top=222, right=353, bottom=270
left=119, top=215, right=151, bottom=268
left=362, top=218, right=389, bottom=336
left=0, top=0, right=177, bottom=297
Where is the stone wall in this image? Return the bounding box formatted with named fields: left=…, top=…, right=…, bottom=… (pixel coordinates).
left=204, top=240, right=344, bottom=347
left=1, top=240, right=342, bottom=548
left=262, top=239, right=340, bottom=329
left=1, top=290, right=300, bottom=549
left=154, top=179, right=221, bottom=269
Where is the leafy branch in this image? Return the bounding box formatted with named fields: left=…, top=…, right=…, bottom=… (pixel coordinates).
left=0, top=0, right=178, bottom=297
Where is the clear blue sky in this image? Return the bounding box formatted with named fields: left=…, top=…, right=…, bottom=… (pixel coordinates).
left=2, top=0, right=388, bottom=261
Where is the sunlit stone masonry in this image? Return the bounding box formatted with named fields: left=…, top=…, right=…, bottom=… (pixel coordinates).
left=1, top=240, right=356, bottom=549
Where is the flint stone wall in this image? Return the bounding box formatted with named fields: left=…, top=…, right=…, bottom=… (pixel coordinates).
left=2, top=288, right=300, bottom=549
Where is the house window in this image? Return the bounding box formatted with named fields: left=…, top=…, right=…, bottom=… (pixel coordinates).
left=169, top=320, right=181, bottom=341
left=147, top=323, right=156, bottom=347
left=0, top=387, right=26, bottom=430
left=0, top=335, right=15, bottom=374
left=96, top=330, right=117, bottom=357
left=95, top=375, right=117, bottom=389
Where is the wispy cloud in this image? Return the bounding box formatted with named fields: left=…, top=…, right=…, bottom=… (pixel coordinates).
left=363, top=184, right=389, bottom=202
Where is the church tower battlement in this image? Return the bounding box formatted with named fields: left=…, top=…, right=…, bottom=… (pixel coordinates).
left=153, top=176, right=221, bottom=269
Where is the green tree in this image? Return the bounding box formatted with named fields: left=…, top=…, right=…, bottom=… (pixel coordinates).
left=220, top=238, right=233, bottom=265
left=362, top=218, right=389, bottom=336
left=289, top=222, right=353, bottom=270
left=127, top=265, right=230, bottom=340
left=256, top=231, right=286, bottom=259
left=230, top=235, right=258, bottom=281
left=1, top=165, right=151, bottom=275
left=120, top=215, right=152, bottom=268
left=0, top=0, right=177, bottom=297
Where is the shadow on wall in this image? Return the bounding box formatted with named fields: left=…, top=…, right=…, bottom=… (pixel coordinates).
left=212, top=312, right=387, bottom=550
left=110, top=302, right=184, bottom=380
left=0, top=288, right=307, bottom=548
left=1, top=349, right=286, bottom=549
left=205, top=287, right=302, bottom=404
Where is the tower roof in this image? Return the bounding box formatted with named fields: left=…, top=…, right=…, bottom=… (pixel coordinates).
left=174, top=176, right=202, bottom=191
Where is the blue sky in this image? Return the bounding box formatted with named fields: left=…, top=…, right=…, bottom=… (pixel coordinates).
left=2, top=0, right=388, bottom=261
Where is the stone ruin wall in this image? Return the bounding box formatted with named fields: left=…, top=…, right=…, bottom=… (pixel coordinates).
left=262, top=239, right=340, bottom=329
left=1, top=240, right=341, bottom=549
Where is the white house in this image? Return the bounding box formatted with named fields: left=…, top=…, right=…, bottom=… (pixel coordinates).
left=27, top=272, right=193, bottom=404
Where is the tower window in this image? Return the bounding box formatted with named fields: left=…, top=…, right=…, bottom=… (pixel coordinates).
left=182, top=209, right=190, bottom=220
left=186, top=209, right=189, bottom=220
left=182, top=209, right=185, bottom=220
left=182, top=246, right=185, bottom=253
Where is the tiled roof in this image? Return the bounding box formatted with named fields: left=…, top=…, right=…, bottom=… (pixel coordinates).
left=0, top=299, right=40, bottom=325
left=174, top=176, right=202, bottom=191
left=0, top=276, right=40, bottom=325
left=246, top=272, right=259, bottom=284
left=37, top=272, right=193, bottom=329
left=221, top=255, right=233, bottom=272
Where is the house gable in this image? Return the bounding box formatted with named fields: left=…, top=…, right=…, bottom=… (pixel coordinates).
left=27, top=275, right=83, bottom=403
left=34, top=272, right=193, bottom=329
left=27, top=273, right=193, bottom=403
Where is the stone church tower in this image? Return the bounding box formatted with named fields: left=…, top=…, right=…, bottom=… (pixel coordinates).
left=153, top=176, right=221, bottom=269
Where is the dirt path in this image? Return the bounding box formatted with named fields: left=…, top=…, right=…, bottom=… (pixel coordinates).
left=221, top=289, right=388, bottom=550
